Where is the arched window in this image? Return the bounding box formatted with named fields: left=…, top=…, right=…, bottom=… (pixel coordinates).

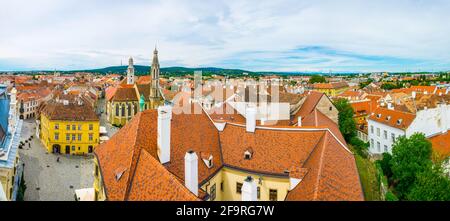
left=115, top=104, right=119, bottom=116
left=121, top=104, right=125, bottom=117
left=127, top=103, right=131, bottom=116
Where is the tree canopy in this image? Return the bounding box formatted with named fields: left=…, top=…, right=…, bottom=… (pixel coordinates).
left=334, top=99, right=356, bottom=142
left=308, top=75, right=327, bottom=84
left=390, top=133, right=433, bottom=199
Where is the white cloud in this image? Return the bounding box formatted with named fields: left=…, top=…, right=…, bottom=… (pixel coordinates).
left=0, top=0, right=449, bottom=71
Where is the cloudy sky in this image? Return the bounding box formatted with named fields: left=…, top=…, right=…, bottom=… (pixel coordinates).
left=1, top=0, right=450, bottom=72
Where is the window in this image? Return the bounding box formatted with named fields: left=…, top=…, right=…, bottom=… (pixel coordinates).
left=391, top=133, right=395, bottom=142
left=66, top=134, right=70, bottom=141
left=115, top=105, right=119, bottom=116
left=329, top=106, right=332, bottom=111
left=72, top=134, right=76, bottom=141
left=54, top=133, right=59, bottom=140
left=78, top=134, right=82, bottom=141
left=220, top=182, right=224, bottom=191
left=78, top=125, right=82, bottom=130
left=89, top=124, right=93, bottom=130
left=370, top=126, right=374, bottom=134
left=89, top=133, right=93, bottom=141
left=377, top=142, right=380, bottom=152
left=72, top=125, right=76, bottom=130
left=72, top=146, right=75, bottom=151
left=66, top=125, right=70, bottom=130
left=236, top=182, right=243, bottom=194
left=55, top=124, right=59, bottom=130
left=376, top=128, right=380, bottom=137
left=127, top=103, right=132, bottom=117
left=257, top=187, right=261, bottom=199
left=121, top=105, right=125, bottom=117
left=384, top=145, right=388, bottom=152
left=269, top=189, right=277, bottom=201
left=383, top=130, right=387, bottom=139
left=210, top=184, right=216, bottom=201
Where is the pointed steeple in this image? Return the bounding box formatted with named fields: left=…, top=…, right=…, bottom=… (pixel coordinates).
left=150, top=46, right=161, bottom=99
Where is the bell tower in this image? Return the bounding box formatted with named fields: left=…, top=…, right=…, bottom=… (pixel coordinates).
left=127, top=57, right=135, bottom=85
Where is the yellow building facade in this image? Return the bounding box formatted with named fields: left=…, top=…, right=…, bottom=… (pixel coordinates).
left=39, top=101, right=100, bottom=155
left=199, top=167, right=290, bottom=201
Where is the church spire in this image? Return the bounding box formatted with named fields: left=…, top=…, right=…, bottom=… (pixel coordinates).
left=150, top=47, right=161, bottom=99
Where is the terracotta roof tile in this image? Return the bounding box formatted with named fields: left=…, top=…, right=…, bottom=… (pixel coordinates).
left=368, top=107, right=415, bottom=130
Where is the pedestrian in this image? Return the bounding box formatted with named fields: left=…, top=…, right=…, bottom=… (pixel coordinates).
left=57, top=157, right=60, bottom=163
left=28, top=142, right=31, bottom=148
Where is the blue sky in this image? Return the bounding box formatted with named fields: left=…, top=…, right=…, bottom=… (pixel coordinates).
left=1, top=0, right=450, bottom=72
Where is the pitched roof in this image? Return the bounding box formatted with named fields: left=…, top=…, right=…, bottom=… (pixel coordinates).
left=107, top=86, right=138, bottom=102
left=428, top=131, right=450, bottom=159
left=41, top=100, right=99, bottom=121
left=368, top=107, right=416, bottom=130
left=285, top=132, right=363, bottom=201
left=313, top=82, right=348, bottom=89
left=95, top=102, right=362, bottom=201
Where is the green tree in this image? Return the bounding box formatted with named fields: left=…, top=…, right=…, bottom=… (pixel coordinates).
left=334, top=99, right=356, bottom=142
left=407, top=165, right=450, bottom=201
left=390, top=133, right=432, bottom=199
left=308, top=75, right=326, bottom=84
left=378, top=152, right=393, bottom=180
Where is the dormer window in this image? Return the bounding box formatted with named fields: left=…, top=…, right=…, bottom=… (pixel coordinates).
left=377, top=113, right=382, bottom=118
left=397, top=119, right=403, bottom=125
left=244, top=148, right=253, bottom=160
left=201, top=153, right=214, bottom=169
left=386, top=116, right=391, bottom=121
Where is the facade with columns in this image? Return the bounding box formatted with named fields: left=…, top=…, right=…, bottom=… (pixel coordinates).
left=105, top=48, right=164, bottom=127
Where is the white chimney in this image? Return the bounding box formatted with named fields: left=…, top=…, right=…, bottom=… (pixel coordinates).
left=157, top=105, right=172, bottom=164
left=387, top=102, right=394, bottom=110
left=242, top=176, right=257, bottom=201
left=184, top=150, right=198, bottom=196
left=297, top=116, right=302, bottom=127
left=246, top=106, right=257, bottom=133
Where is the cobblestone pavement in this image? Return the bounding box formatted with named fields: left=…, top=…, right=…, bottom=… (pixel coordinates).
left=18, top=119, right=94, bottom=201
left=98, top=98, right=120, bottom=137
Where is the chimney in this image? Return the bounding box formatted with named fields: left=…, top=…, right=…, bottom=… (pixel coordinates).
left=297, top=116, right=302, bottom=127
left=246, top=106, right=257, bottom=133
left=387, top=102, right=394, bottom=110
left=242, top=176, right=257, bottom=201
left=157, top=105, right=172, bottom=164
left=412, top=91, right=416, bottom=99
left=184, top=150, right=198, bottom=196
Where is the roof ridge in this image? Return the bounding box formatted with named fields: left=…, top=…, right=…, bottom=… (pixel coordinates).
left=122, top=112, right=143, bottom=199
left=312, top=132, right=328, bottom=200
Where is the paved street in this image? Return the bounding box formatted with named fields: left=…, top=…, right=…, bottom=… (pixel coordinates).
left=18, top=119, right=94, bottom=201
left=98, top=98, right=120, bottom=137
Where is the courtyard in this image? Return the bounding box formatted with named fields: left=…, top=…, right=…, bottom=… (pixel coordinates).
left=18, top=119, right=95, bottom=201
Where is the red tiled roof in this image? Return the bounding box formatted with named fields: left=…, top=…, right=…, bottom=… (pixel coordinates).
left=368, top=107, right=416, bottom=130
left=428, top=131, right=450, bottom=159
left=95, top=102, right=362, bottom=201
left=313, top=82, right=348, bottom=89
